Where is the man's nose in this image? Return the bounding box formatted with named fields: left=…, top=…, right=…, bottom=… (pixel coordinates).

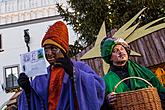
left=46, top=49, right=53, bottom=54
left=118, top=50, right=124, bottom=55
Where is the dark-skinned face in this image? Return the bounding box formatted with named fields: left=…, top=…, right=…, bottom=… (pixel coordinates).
left=110, top=44, right=128, bottom=66
left=44, top=44, right=64, bottom=65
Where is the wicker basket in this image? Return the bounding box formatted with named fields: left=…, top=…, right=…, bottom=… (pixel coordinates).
left=111, top=77, right=162, bottom=110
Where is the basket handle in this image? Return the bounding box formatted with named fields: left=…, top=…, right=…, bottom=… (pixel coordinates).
left=113, top=76, right=153, bottom=92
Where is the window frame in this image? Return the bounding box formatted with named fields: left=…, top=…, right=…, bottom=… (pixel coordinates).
left=3, top=64, right=20, bottom=93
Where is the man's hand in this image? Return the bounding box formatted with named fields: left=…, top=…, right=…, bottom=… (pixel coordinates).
left=56, top=54, right=73, bottom=77
left=17, top=73, right=31, bottom=93
left=106, top=92, right=116, bottom=108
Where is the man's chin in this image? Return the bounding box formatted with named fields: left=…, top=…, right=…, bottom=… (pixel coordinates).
left=113, top=60, right=127, bottom=66
left=49, top=61, right=63, bottom=67
left=48, top=60, right=55, bottom=65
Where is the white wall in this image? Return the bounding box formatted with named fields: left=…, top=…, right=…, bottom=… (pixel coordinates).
left=0, top=0, right=60, bottom=14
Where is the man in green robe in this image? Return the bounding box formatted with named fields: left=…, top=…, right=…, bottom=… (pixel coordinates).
left=100, top=37, right=165, bottom=109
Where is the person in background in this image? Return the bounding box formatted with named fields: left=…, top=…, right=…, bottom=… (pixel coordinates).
left=18, top=21, right=105, bottom=110
left=6, top=105, right=17, bottom=110
left=100, top=37, right=165, bottom=109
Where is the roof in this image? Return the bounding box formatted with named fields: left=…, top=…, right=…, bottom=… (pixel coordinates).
left=129, top=29, right=165, bottom=67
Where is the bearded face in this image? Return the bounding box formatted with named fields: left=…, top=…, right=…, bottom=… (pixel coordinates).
left=110, top=44, right=128, bottom=66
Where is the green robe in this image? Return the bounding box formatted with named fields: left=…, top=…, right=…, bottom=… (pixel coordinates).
left=103, top=60, right=165, bottom=95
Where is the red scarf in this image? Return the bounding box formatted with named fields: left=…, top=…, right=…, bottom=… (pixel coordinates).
left=48, top=67, right=64, bottom=110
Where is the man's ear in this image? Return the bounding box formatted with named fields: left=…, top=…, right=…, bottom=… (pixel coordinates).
left=59, top=48, right=68, bottom=57
left=124, top=46, right=131, bottom=56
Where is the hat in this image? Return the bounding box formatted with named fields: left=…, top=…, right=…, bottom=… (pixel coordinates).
left=100, top=37, right=129, bottom=64
left=41, top=21, right=69, bottom=53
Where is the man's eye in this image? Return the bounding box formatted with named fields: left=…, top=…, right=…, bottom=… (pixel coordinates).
left=51, top=47, right=58, bottom=51
left=44, top=48, right=49, bottom=51
left=120, top=47, right=124, bottom=50
left=112, top=49, right=117, bottom=53
left=44, top=46, right=58, bottom=51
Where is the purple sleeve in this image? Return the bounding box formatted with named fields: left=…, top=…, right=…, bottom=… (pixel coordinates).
left=73, top=61, right=105, bottom=110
